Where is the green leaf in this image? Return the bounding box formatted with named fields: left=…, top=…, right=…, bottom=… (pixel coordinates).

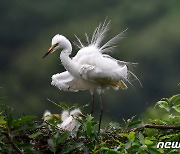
left=12, top=115, right=36, bottom=127
left=0, top=104, right=13, bottom=113
left=159, top=133, right=178, bottom=141
left=139, top=145, right=147, bottom=151
left=56, top=131, right=70, bottom=145
left=86, top=115, right=93, bottom=137
left=60, top=142, right=83, bottom=154
left=60, top=102, right=69, bottom=110
left=47, top=98, right=63, bottom=109
left=149, top=119, right=166, bottom=125
left=48, top=132, right=70, bottom=153
left=168, top=115, right=180, bottom=124
left=172, top=104, right=180, bottom=113
left=144, top=138, right=154, bottom=145
left=0, top=96, right=8, bottom=101
left=70, top=103, right=78, bottom=110
left=125, top=141, right=132, bottom=150
left=7, top=113, right=13, bottom=126
left=149, top=147, right=163, bottom=154
left=28, top=131, right=43, bottom=139
left=169, top=94, right=180, bottom=105
left=100, top=146, right=109, bottom=151
left=128, top=131, right=135, bottom=140
left=139, top=132, right=145, bottom=145
left=0, top=116, right=6, bottom=125
left=128, top=120, right=143, bottom=128
left=156, top=101, right=170, bottom=112
left=119, top=132, right=128, bottom=138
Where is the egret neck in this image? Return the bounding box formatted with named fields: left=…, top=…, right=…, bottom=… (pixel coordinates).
left=60, top=44, right=80, bottom=78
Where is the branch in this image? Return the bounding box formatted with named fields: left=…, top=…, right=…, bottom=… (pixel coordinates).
left=129, top=124, right=180, bottom=132
left=0, top=130, right=23, bottom=154
left=44, top=120, right=62, bottom=131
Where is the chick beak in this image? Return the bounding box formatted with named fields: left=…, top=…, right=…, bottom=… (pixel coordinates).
left=79, top=113, right=86, bottom=118
left=42, top=44, right=56, bottom=59
left=53, top=114, right=61, bottom=120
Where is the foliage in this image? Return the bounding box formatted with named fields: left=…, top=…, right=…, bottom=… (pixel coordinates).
left=0, top=94, right=180, bottom=153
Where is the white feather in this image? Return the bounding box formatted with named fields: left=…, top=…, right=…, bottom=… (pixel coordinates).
left=100, top=28, right=127, bottom=53
left=49, top=21, right=139, bottom=94
left=70, top=108, right=82, bottom=116
left=61, top=110, right=69, bottom=121
left=91, top=20, right=110, bottom=47
left=58, top=108, right=81, bottom=132
left=43, top=110, right=52, bottom=121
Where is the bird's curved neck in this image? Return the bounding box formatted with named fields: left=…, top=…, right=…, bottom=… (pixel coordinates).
left=60, top=47, right=80, bottom=77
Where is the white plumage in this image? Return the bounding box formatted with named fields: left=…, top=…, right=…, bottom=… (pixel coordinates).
left=43, top=110, right=52, bottom=121
left=43, top=109, right=81, bottom=132
left=48, top=21, right=132, bottom=94
left=43, top=21, right=139, bottom=131
left=57, top=108, right=82, bottom=132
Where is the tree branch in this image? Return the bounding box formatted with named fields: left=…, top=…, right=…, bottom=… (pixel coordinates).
left=44, top=120, right=62, bottom=131
left=0, top=130, right=23, bottom=154
left=129, top=124, right=180, bottom=132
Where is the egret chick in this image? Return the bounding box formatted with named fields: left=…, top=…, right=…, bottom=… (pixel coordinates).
left=57, top=108, right=82, bottom=132
left=43, top=110, right=61, bottom=121
left=43, top=110, right=52, bottom=121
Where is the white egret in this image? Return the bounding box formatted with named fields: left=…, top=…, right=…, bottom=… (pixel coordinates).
left=43, top=21, right=139, bottom=131
left=43, top=110, right=61, bottom=121
left=43, top=110, right=52, bottom=121
left=43, top=110, right=61, bottom=130
left=57, top=108, right=82, bottom=132
left=42, top=109, right=82, bottom=132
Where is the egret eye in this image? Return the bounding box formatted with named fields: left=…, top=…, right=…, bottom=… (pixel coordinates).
left=54, top=43, right=59, bottom=47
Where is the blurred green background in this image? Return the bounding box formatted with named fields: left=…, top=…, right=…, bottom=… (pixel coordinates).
left=0, top=0, right=179, bottom=122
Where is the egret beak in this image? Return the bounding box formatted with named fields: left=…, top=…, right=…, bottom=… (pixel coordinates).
left=42, top=43, right=57, bottom=59
left=79, top=113, right=86, bottom=118
left=53, top=114, right=61, bottom=120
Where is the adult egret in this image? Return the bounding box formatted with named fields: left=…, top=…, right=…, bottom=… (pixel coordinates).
left=43, top=21, right=139, bottom=131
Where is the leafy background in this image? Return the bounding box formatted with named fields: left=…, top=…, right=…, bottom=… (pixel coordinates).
left=0, top=0, right=179, bottom=121
left=0, top=94, right=179, bottom=153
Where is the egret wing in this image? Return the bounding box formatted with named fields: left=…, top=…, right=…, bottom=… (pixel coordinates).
left=51, top=71, right=78, bottom=92
left=51, top=71, right=95, bottom=91
left=79, top=64, right=128, bottom=83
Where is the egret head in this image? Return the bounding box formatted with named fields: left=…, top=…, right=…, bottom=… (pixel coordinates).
left=43, top=34, right=72, bottom=58
left=43, top=110, right=52, bottom=121
left=70, top=108, right=82, bottom=117
left=61, top=110, right=69, bottom=121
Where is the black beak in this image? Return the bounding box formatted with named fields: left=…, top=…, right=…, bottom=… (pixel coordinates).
left=42, top=43, right=58, bottom=59
left=42, top=51, right=51, bottom=59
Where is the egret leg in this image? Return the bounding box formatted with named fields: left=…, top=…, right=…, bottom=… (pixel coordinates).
left=98, top=93, right=103, bottom=133
left=90, top=93, right=95, bottom=114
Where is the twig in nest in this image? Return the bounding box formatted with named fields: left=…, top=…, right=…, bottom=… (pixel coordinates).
left=128, top=124, right=180, bottom=132
left=44, top=121, right=62, bottom=131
